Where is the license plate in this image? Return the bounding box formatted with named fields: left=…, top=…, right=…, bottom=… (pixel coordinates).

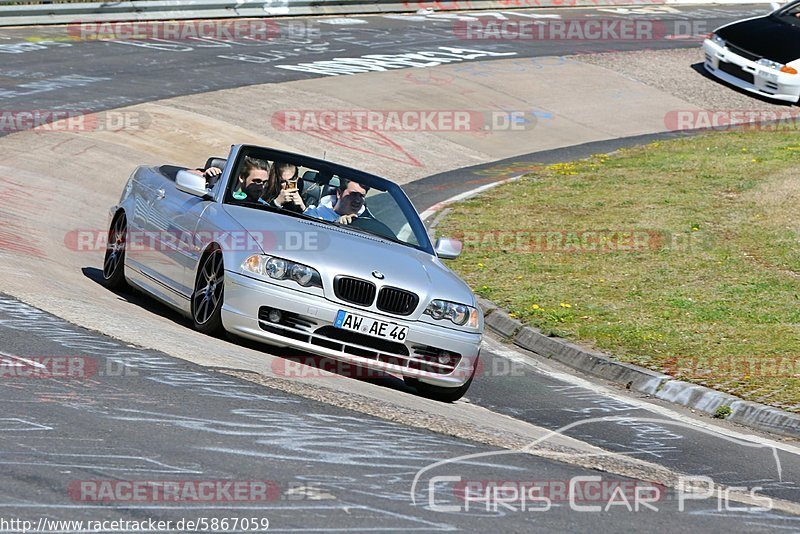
left=758, top=69, right=778, bottom=82
left=334, top=310, right=408, bottom=342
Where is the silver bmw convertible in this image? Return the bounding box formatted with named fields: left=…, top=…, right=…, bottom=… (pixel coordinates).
left=103, top=144, right=483, bottom=401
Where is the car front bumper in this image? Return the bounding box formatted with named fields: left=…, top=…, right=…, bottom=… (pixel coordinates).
left=703, top=39, right=800, bottom=103
left=221, top=271, right=482, bottom=388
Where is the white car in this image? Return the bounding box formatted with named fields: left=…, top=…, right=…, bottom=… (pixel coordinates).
left=703, top=0, right=800, bottom=103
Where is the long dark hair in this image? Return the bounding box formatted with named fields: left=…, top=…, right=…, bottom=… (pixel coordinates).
left=262, top=162, right=299, bottom=202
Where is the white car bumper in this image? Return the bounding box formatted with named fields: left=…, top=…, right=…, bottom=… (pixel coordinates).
left=703, top=39, right=800, bottom=103
left=221, top=271, right=482, bottom=388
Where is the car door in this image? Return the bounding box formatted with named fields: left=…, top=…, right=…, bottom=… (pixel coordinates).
left=123, top=168, right=160, bottom=273
left=144, top=177, right=209, bottom=306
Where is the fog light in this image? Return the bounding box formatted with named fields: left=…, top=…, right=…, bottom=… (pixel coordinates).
left=268, top=309, right=282, bottom=323
left=438, top=353, right=453, bottom=366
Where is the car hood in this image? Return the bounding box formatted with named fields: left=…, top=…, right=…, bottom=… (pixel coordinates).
left=717, top=16, right=800, bottom=64
left=222, top=204, right=476, bottom=311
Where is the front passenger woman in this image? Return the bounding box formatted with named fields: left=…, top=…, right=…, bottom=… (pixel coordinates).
left=259, top=162, right=306, bottom=213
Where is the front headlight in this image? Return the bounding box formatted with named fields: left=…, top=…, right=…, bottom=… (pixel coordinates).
left=757, top=58, right=798, bottom=75
left=290, top=263, right=315, bottom=286
left=710, top=33, right=725, bottom=47
left=241, top=254, right=322, bottom=288
left=427, top=299, right=447, bottom=320
left=266, top=257, right=287, bottom=279
left=757, top=58, right=782, bottom=70
left=424, top=299, right=480, bottom=328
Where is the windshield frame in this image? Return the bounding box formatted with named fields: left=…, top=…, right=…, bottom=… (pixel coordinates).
left=220, top=145, right=435, bottom=255
left=773, top=0, right=800, bottom=24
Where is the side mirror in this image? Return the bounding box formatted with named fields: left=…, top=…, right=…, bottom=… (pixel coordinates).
left=176, top=170, right=211, bottom=199
left=434, top=237, right=462, bottom=259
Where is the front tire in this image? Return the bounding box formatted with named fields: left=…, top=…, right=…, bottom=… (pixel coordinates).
left=404, top=367, right=476, bottom=403
left=192, top=247, right=225, bottom=336
left=102, top=213, right=128, bottom=290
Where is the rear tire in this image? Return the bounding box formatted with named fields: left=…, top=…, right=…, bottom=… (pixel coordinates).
left=102, top=213, right=128, bottom=290
left=191, top=247, right=225, bottom=336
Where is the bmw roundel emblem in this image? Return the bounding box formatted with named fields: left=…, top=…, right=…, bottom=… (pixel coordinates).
left=372, top=270, right=385, bottom=280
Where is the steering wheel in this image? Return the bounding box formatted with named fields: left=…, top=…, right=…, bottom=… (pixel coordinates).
left=349, top=215, right=397, bottom=241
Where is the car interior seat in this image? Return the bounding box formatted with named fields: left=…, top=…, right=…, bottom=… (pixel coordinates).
left=203, top=157, right=227, bottom=187
left=300, top=170, right=322, bottom=207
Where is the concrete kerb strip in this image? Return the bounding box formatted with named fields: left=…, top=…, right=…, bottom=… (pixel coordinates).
left=478, top=297, right=800, bottom=439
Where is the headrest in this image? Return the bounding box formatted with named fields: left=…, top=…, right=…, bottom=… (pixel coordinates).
left=322, top=184, right=338, bottom=199
left=204, top=157, right=227, bottom=171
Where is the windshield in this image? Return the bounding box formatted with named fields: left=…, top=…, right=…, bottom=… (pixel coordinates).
left=775, top=0, right=800, bottom=24
left=221, top=147, right=433, bottom=254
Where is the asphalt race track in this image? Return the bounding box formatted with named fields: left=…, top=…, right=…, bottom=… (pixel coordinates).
left=1, top=4, right=799, bottom=532
left=1, top=294, right=799, bottom=531
left=0, top=6, right=762, bottom=127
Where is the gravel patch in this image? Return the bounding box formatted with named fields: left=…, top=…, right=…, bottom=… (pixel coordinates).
left=574, top=47, right=797, bottom=112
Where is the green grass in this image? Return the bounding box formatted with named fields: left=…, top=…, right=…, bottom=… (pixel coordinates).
left=438, top=129, right=800, bottom=412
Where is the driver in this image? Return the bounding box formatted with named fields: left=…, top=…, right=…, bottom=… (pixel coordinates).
left=304, top=178, right=368, bottom=225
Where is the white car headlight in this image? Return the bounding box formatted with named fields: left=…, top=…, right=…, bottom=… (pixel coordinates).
left=756, top=57, right=798, bottom=75
left=424, top=299, right=480, bottom=328
left=241, top=254, right=321, bottom=288
left=756, top=57, right=797, bottom=74
left=757, top=58, right=783, bottom=70
left=710, top=33, right=726, bottom=47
